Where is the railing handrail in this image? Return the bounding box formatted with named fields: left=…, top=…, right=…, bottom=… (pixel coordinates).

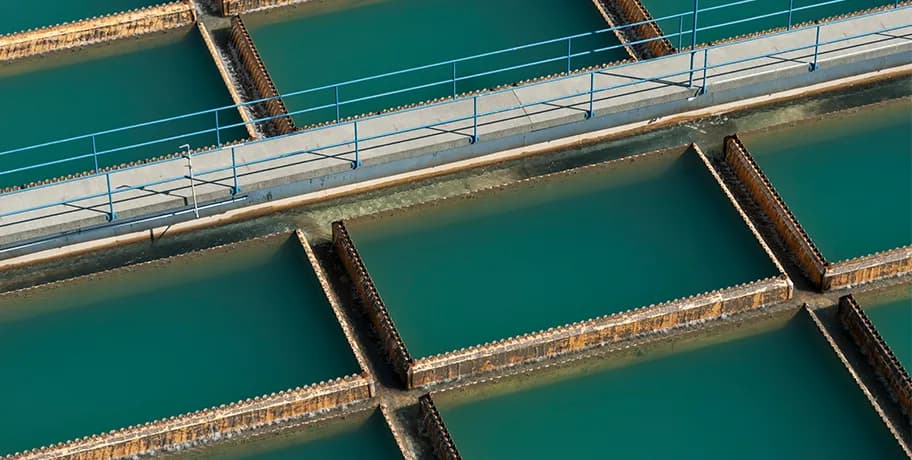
left=0, top=4, right=906, bottom=227
left=0, top=0, right=884, bottom=162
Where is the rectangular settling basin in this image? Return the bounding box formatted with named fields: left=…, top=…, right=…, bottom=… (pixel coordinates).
left=0, top=0, right=165, bottom=34
left=0, top=235, right=360, bottom=456
left=344, top=146, right=782, bottom=360
left=0, top=28, right=247, bottom=189
left=434, top=312, right=907, bottom=459
left=244, top=0, right=628, bottom=127
left=641, top=0, right=893, bottom=46
left=175, top=410, right=402, bottom=459
left=856, top=284, right=912, bottom=371
left=739, top=100, right=911, bottom=264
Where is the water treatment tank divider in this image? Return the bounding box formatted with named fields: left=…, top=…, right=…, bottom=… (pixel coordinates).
left=418, top=394, right=462, bottom=460
left=803, top=304, right=912, bottom=456
left=591, top=0, right=673, bottom=58
left=587, top=0, right=640, bottom=61
left=0, top=1, right=196, bottom=62
left=228, top=15, right=296, bottom=136
left=724, top=134, right=912, bottom=291
left=220, top=0, right=309, bottom=16
left=198, top=20, right=260, bottom=140
left=837, top=294, right=912, bottom=424
left=333, top=145, right=793, bottom=390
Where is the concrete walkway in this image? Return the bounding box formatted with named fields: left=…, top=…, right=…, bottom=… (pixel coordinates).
left=0, top=7, right=909, bottom=254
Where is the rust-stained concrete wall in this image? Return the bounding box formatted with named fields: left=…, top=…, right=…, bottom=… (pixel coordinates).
left=418, top=394, right=461, bottom=460
left=221, top=0, right=309, bottom=15
left=408, top=276, right=791, bottom=388
left=724, top=134, right=827, bottom=288
left=333, top=221, right=415, bottom=386
left=838, top=295, right=912, bottom=420
left=5, top=374, right=373, bottom=460
left=229, top=16, right=295, bottom=136
left=825, top=246, right=912, bottom=291
left=0, top=1, right=195, bottom=61
left=805, top=304, right=912, bottom=456
left=587, top=0, right=639, bottom=61
left=198, top=20, right=259, bottom=140
left=593, top=0, right=673, bottom=58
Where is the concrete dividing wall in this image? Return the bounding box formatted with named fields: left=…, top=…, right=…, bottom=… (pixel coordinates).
left=229, top=16, right=295, bottom=136
left=5, top=373, right=373, bottom=460
left=221, top=0, right=308, bottom=15
left=724, top=135, right=828, bottom=288
left=198, top=21, right=259, bottom=140
left=838, top=294, right=912, bottom=419
left=595, top=0, right=673, bottom=58
left=825, top=246, right=912, bottom=290
left=0, top=1, right=195, bottom=61
left=333, top=221, right=415, bottom=386
left=588, top=0, right=640, bottom=61
left=418, top=395, right=462, bottom=460
left=408, top=276, right=791, bottom=388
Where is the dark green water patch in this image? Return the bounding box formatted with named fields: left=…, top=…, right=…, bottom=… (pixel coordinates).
left=346, top=148, right=779, bottom=358
left=0, top=29, right=246, bottom=189
left=741, top=100, right=912, bottom=262
left=245, top=0, right=627, bottom=127
left=437, top=313, right=906, bottom=459
left=857, top=284, right=912, bottom=372
left=642, top=0, right=894, bottom=47
left=0, top=0, right=164, bottom=35
left=0, top=235, right=359, bottom=456
left=177, top=410, right=401, bottom=459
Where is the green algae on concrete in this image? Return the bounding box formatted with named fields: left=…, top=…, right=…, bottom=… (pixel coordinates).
left=182, top=411, right=401, bottom=459
left=0, top=0, right=164, bottom=35
left=0, top=29, right=247, bottom=189
left=857, top=284, right=912, bottom=371
left=642, top=0, right=893, bottom=46
left=741, top=100, right=912, bottom=263
left=437, top=313, right=906, bottom=459
left=245, top=0, right=627, bottom=127
left=0, top=236, right=359, bottom=456
left=346, top=148, right=779, bottom=358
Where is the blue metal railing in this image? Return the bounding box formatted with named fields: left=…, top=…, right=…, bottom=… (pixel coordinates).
left=0, top=0, right=898, bottom=187
left=0, top=2, right=908, bottom=236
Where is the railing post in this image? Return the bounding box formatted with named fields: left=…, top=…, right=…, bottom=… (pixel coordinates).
left=567, top=37, right=573, bottom=74
left=105, top=172, right=116, bottom=222
left=215, top=110, right=221, bottom=147
left=678, top=15, right=685, bottom=50
left=699, top=48, right=709, bottom=95
left=688, top=0, right=699, bottom=87
left=810, top=24, right=821, bottom=71
left=787, top=0, right=794, bottom=30
left=335, top=85, right=341, bottom=122
left=91, top=134, right=99, bottom=173
left=471, top=96, right=478, bottom=144
left=352, top=121, right=361, bottom=169
left=231, top=146, right=240, bottom=195
left=586, top=72, right=595, bottom=119
left=452, top=62, right=458, bottom=99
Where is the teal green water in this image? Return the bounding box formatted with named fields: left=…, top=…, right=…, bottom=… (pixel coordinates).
left=643, top=0, right=892, bottom=46
left=0, top=0, right=163, bottom=34
left=862, top=286, right=912, bottom=371
left=438, top=314, right=906, bottom=459
left=742, top=101, right=912, bottom=262
left=191, top=411, right=401, bottom=459
left=347, top=150, right=778, bottom=358
left=0, top=30, right=246, bottom=189
left=247, top=0, right=626, bottom=127
left=0, top=237, right=359, bottom=456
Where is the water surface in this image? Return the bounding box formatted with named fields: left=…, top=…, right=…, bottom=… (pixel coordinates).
left=348, top=149, right=778, bottom=358
left=247, top=0, right=627, bottom=126
left=858, top=284, right=912, bottom=371
left=438, top=314, right=906, bottom=459
left=0, top=236, right=359, bottom=455
left=742, top=100, right=912, bottom=262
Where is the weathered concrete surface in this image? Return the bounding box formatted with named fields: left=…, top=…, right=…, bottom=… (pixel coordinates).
left=219, top=0, right=309, bottom=15
left=417, top=395, right=461, bottom=460
left=0, top=8, right=909, bottom=256
left=826, top=246, right=912, bottom=291
left=0, top=1, right=195, bottom=61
